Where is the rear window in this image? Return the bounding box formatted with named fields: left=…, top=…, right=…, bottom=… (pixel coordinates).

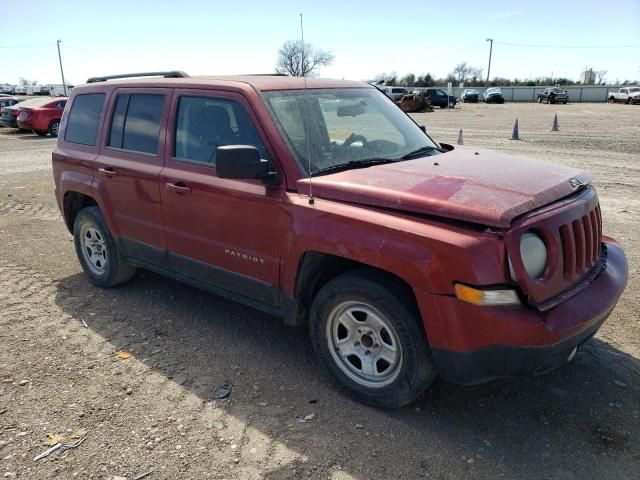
left=65, top=94, right=105, bottom=146
left=108, top=93, right=165, bottom=155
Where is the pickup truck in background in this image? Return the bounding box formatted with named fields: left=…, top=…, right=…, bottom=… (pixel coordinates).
left=607, top=87, right=640, bottom=104
left=537, top=87, right=568, bottom=104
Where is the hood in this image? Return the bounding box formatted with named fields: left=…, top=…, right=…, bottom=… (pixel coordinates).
left=297, top=147, right=592, bottom=228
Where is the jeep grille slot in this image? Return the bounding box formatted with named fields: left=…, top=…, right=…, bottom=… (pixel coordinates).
left=560, top=204, right=602, bottom=282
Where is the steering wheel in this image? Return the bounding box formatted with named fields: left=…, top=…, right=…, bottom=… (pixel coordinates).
left=343, top=133, right=369, bottom=148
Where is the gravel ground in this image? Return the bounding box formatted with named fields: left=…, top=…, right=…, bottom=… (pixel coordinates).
left=0, top=102, right=638, bottom=480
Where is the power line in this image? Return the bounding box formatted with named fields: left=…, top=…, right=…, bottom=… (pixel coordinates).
left=495, top=42, right=640, bottom=49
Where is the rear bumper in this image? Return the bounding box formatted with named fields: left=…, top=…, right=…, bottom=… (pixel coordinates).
left=416, top=238, right=627, bottom=384
left=0, top=118, right=17, bottom=128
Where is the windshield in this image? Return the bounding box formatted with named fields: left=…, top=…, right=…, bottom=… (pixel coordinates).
left=628, top=87, right=640, bottom=93
left=263, top=88, right=439, bottom=176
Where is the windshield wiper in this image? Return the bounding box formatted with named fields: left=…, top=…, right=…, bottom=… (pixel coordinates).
left=401, top=146, right=441, bottom=160
left=312, top=158, right=397, bottom=176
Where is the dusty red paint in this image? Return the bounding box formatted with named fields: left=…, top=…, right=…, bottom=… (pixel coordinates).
left=298, top=146, right=593, bottom=228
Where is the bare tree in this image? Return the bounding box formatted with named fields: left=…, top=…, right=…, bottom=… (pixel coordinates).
left=275, top=40, right=334, bottom=77
left=449, top=62, right=484, bottom=85
left=595, top=69, right=608, bottom=84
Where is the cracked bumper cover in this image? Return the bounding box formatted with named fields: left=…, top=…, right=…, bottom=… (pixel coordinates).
left=416, top=238, right=628, bottom=385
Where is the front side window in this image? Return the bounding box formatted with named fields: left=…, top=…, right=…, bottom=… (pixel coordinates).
left=264, top=88, right=439, bottom=176
left=65, top=93, right=105, bottom=146
left=108, top=93, right=165, bottom=155
left=174, top=96, right=269, bottom=165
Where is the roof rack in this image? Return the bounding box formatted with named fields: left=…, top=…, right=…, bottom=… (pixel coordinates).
left=86, top=71, right=189, bottom=83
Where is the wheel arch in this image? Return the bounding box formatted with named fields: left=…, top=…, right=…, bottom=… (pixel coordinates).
left=63, top=191, right=98, bottom=233
left=292, top=251, right=422, bottom=328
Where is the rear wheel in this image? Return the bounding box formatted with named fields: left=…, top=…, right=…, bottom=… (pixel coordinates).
left=73, top=206, right=136, bottom=287
left=48, top=120, right=60, bottom=137
left=538, top=97, right=543, bottom=103
left=309, top=270, right=437, bottom=408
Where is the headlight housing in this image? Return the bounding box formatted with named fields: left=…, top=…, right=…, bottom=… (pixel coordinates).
left=510, top=231, right=548, bottom=280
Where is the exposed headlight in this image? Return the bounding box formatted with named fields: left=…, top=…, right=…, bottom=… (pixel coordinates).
left=511, top=231, right=548, bottom=279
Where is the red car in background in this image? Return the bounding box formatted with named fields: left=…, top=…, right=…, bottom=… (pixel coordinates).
left=16, top=97, right=67, bottom=136
left=0, top=97, right=48, bottom=129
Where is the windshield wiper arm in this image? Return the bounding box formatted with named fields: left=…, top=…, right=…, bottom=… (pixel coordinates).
left=401, top=146, right=441, bottom=160
left=312, top=158, right=396, bottom=176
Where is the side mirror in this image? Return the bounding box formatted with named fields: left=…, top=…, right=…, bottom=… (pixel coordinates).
left=418, top=125, right=426, bottom=133
left=216, top=145, right=280, bottom=185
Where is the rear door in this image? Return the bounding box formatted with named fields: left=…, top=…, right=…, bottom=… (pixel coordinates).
left=93, top=88, right=170, bottom=266
left=159, top=89, right=285, bottom=307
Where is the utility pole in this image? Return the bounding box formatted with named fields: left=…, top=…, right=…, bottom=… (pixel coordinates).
left=56, top=39, right=67, bottom=96
left=485, top=38, right=493, bottom=87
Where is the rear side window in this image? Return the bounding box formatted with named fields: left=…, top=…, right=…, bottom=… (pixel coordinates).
left=65, top=94, right=105, bottom=146
left=108, top=93, right=165, bottom=155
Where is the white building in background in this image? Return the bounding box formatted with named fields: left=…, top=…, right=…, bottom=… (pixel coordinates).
left=580, top=68, right=596, bottom=85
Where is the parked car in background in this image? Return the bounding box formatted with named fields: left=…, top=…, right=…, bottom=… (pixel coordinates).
left=0, top=97, right=53, bottom=129
left=422, top=88, right=457, bottom=108
left=461, top=88, right=480, bottom=103
left=383, top=86, right=408, bottom=101
left=16, top=97, right=67, bottom=136
left=0, top=96, right=23, bottom=113
left=537, top=87, right=568, bottom=104
left=607, top=87, right=640, bottom=104
left=1, top=85, right=15, bottom=94
left=483, top=87, right=505, bottom=104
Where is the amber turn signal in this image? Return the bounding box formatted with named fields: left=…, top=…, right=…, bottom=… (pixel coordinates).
left=454, top=283, right=520, bottom=306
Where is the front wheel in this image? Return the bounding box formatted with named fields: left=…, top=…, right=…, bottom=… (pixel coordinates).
left=73, top=206, right=136, bottom=287
left=309, top=270, right=437, bottom=408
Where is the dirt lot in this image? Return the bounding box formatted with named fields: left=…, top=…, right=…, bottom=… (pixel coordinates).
left=0, top=102, right=638, bottom=480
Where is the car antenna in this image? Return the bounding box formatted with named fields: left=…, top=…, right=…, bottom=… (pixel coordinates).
left=300, top=12, right=314, bottom=205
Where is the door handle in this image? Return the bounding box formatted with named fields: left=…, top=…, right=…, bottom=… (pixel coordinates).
left=165, top=182, right=192, bottom=194
left=98, top=167, right=118, bottom=178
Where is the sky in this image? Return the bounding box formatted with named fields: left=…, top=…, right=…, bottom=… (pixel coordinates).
left=1, top=0, right=639, bottom=86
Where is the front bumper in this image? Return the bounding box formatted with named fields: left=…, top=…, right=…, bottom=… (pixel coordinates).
left=416, top=238, right=627, bottom=384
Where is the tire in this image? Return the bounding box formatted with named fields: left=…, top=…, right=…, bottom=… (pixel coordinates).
left=563, top=99, right=567, bottom=104
left=439, top=105, right=447, bottom=109
left=627, top=98, right=632, bottom=105
left=48, top=120, right=60, bottom=137
left=73, top=206, right=136, bottom=288
left=538, top=97, right=543, bottom=103
left=608, top=97, right=615, bottom=103
left=309, top=269, right=437, bottom=408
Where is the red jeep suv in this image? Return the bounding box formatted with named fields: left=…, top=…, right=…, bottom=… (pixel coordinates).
left=52, top=72, right=627, bottom=407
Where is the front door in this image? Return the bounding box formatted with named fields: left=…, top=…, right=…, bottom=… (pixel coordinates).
left=93, top=88, right=170, bottom=265
left=159, top=89, right=285, bottom=307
